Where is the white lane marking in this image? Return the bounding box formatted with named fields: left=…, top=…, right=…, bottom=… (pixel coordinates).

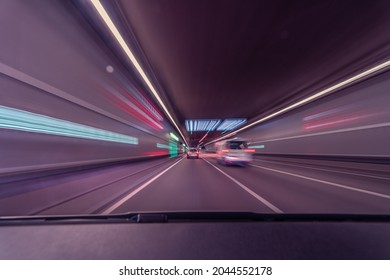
left=102, top=157, right=184, bottom=214
left=254, top=159, right=390, bottom=181
left=251, top=164, right=390, bottom=200
left=203, top=159, right=283, bottom=213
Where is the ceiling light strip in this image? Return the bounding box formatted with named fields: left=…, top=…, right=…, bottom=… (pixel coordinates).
left=90, top=0, right=187, bottom=145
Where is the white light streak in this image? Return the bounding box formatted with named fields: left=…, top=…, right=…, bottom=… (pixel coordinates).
left=90, top=0, right=187, bottom=145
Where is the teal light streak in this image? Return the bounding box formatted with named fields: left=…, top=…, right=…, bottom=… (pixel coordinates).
left=249, top=145, right=265, bottom=149
left=157, top=143, right=170, bottom=149
left=0, top=105, right=138, bottom=145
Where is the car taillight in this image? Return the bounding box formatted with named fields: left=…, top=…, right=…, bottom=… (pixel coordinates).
left=245, top=149, right=255, bottom=152
left=221, top=149, right=230, bottom=153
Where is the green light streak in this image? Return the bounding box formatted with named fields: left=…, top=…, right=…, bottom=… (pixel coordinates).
left=0, top=105, right=138, bottom=145
left=169, top=132, right=179, bottom=141
left=169, top=140, right=178, bottom=157
left=249, top=145, right=265, bottom=149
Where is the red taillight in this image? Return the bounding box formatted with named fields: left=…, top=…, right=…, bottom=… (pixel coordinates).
left=245, top=149, right=255, bottom=152
left=221, top=149, right=230, bottom=153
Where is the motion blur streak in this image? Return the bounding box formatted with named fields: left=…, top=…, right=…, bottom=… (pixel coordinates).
left=109, top=84, right=165, bottom=130
left=0, top=62, right=155, bottom=134
left=250, top=122, right=390, bottom=145
left=156, top=142, right=178, bottom=157
left=1, top=0, right=390, bottom=218
left=144, top=151, right=169, bottom=156
left=304, top=114, right=373, bottom=131
left=302, top=101, right=383, bottom=131
left=210, top=59, right=390, bottom=144
left=0, top=105, right=138, bottom=145
left=236, top=73, right=390, bottom=158
left=89, top=0, right=187, bottom=145
left=109, top=91, right=164, bottom=131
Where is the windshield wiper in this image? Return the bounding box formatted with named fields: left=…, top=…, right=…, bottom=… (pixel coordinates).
left=1, top=212, right=390, bottom=225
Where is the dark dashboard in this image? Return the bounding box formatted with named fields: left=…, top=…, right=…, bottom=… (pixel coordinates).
left=1, top=213, right=389, bottom=259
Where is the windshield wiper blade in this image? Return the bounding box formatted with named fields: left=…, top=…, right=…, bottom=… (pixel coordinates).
left=0, top=213, right=139, bottom=225
left=143, top=212, right=390, bottom=223
left=1, top=212, right=390, bottom=225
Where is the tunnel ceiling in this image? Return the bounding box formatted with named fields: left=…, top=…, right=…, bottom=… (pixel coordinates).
left=93, top=0, right=390, bottom=147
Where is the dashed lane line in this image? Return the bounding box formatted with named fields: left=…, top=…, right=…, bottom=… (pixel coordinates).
left=203, top=159, right=283, bottom=213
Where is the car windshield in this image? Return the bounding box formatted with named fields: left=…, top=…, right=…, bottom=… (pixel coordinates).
left=1, top=0, right=390, bottom=218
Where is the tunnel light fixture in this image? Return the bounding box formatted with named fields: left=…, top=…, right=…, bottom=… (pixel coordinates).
left=185, top=119, right=221, bottom=132
left=90, top=0, right=187, bottom=146
left=209, top=59, right=390, bottom=144
left=0, top=105, right=138, bottom=145
left=185, top=119, right=246, bottom=133
left=216, top=118, right=246, bottom=131
left=211, top=120, right=222, bottom=131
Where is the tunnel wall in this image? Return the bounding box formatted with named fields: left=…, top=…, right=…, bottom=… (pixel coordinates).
left=230, top=70, right=390, bottom=159
left=0, top=0, right=181, bottom=175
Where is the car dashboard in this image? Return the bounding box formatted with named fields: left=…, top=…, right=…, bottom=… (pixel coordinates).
left=0, top=212, right=389, bottom=259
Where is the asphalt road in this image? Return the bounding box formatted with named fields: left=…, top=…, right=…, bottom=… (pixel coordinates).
left=1, top=153, right=390, bottom=216
left=111, top=154, right=390, bottom=215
